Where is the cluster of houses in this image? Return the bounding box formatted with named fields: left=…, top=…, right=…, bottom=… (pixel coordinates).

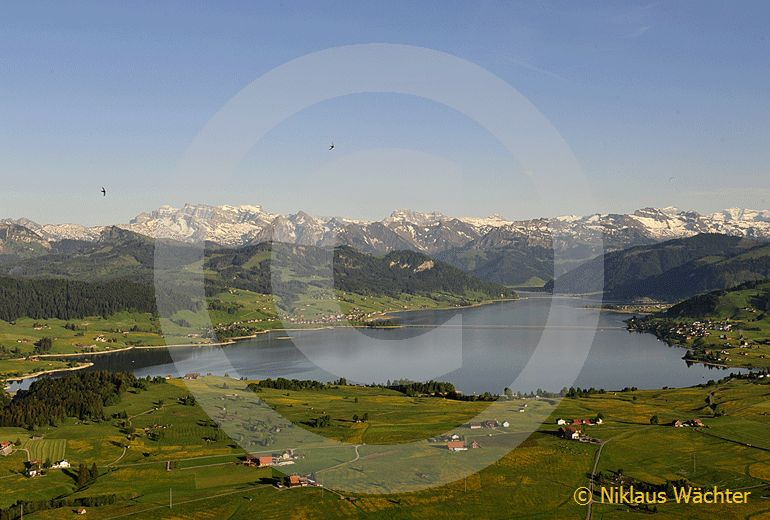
left=674, top=319, right=735, bottom=340
left=242, top=449, right=302, bottom=468
left=466, top=419, right=510, bottom=430
left=427, top=433, right=484, bottom=451
left=556, top=417, right=603, bottom=443
left=662, top=319, right=739, bottom=344
left=429, top=433, right=462, bottom=443
left=24, top=459, right=71, bottom=478
left=285, top=473, right=320, bottom=488
left=671, top=418, right=704, bottom=428
left=556, top=417, right=602, bottom=426
left=447, top=440, right=481, bottom=451
left=558, top=426, right=582, bottom=440
left=557, top=426, right=601, bottom=444
left=213, top=305, right=387, bottom=331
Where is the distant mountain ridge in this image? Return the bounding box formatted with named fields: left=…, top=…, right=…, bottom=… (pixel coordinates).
left=5, top=204, right=770, bottom=250
left=3, top=205, right=770, bottom=286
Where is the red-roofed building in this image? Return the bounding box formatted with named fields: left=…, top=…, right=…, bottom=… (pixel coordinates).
left=257, top=455, right=273, bottom=467
left=0, top=441, right=13, bottom=456
left=447, top=441, right=468, bottom=451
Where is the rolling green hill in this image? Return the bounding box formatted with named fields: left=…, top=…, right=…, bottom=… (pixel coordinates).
left=436, top=244, right=553, bottom=287
left=551, top=234, right=770, bottom=301
left=204, top=243, right=515, bottom=308
left=663, top=279, right=770, bottom=319
left=0, top=231, right=514, bottom=321
left=627, top=280, right=770, bottom=368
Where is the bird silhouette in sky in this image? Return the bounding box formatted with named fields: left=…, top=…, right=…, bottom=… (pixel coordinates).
left=328, top=142, right=335, bottom=151
left=101, top=187, right=106, bottom=197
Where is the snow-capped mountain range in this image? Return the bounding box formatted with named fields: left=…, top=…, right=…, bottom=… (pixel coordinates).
left=3, top=204, right=770, bottom=256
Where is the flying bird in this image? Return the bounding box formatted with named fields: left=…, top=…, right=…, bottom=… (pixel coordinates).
left=101, top=187, right=106, bottom=196
left=328, top=142, right=335, bottom=151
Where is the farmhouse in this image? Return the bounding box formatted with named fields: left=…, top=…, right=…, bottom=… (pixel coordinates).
left=51, top=459, right=70, bottom=469
left=447, top=441, right=468, bottom=451
left=0, top=441, right=13, bottom=456
left=286, top=474, right=318, bottom=487
left=559, top=426, right=581, bottom=440
left=24, top=461, right=41, bottom=478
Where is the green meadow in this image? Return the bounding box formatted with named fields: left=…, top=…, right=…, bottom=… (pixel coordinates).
left=0, top=376, right=767, bottom=518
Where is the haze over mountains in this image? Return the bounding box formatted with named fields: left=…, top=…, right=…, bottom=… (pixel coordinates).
left=1, top=204, right=769, bottom=289
left=5, top=204, right=770, bottom=250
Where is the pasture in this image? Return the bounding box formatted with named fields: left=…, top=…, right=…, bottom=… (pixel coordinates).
left=0, top=376, right=768, bottom=518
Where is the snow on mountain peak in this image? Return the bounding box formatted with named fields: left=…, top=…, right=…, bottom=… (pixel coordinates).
left=10, top=204, right=770, bottom=254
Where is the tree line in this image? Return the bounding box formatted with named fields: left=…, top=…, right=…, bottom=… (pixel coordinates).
left=0, top=276, right=196, bottom=322
left=0, top=371, right=146, bottom=429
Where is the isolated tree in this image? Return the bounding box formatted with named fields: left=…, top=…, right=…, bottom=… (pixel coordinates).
left=89, top=462, right=98, bottom=481
left=649, top=415, right=659, bottom=425
left=34, top=337, right=53, bottom=353
left=77, top=463, right=89, bottom=487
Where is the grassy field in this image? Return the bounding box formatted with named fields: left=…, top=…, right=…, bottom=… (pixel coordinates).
left=0, top=357, right=75, bottom=380
left=0, top=376, right=768, bottom=518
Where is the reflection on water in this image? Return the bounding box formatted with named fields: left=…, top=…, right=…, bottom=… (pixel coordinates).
left=8, top=296, right=743, bottom=393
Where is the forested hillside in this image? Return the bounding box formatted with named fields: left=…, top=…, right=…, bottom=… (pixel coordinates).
left=0, top=371, right=143, bottom=428
left=205, top=243, right=514, bottom=305
left=551, top=234, right=770, bottom=301
left=0, top=234, right=513, bottom=321
left=0, top=276, right=196, bottom=322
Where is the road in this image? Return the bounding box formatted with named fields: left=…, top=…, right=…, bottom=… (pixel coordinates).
left=586, top=440, right=609, bottom=520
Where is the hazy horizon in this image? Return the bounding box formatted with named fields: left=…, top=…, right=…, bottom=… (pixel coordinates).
left=2, top=2, right=769, bottom=226
left=5, top=200, right=770, bottom=228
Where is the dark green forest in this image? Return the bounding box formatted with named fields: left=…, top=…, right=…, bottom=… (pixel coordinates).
left=0, top=371, right=151, bottom=429
left=0, top=276, right=195, bottom=322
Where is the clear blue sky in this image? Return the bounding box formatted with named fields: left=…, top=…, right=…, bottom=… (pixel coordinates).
left=1, top=1, right=769, bottom=225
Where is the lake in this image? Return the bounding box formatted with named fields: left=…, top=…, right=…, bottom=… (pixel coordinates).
left=8, top=295, right=742, bottom=394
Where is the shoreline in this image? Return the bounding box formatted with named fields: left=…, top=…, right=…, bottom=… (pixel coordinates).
left=11, top=295, right=755, bottom=387
left=3, top=361, right=94, bottom=390
left=2, top=297, right=518, bottom=384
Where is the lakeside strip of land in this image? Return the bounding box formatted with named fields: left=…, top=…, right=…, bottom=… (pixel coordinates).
left=1, top=297, right=518, bottom=385
left=2, top=361, right=94, bottom=390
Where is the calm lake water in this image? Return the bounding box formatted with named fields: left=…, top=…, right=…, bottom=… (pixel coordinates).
left=9, top=295, right=743, bottom=394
